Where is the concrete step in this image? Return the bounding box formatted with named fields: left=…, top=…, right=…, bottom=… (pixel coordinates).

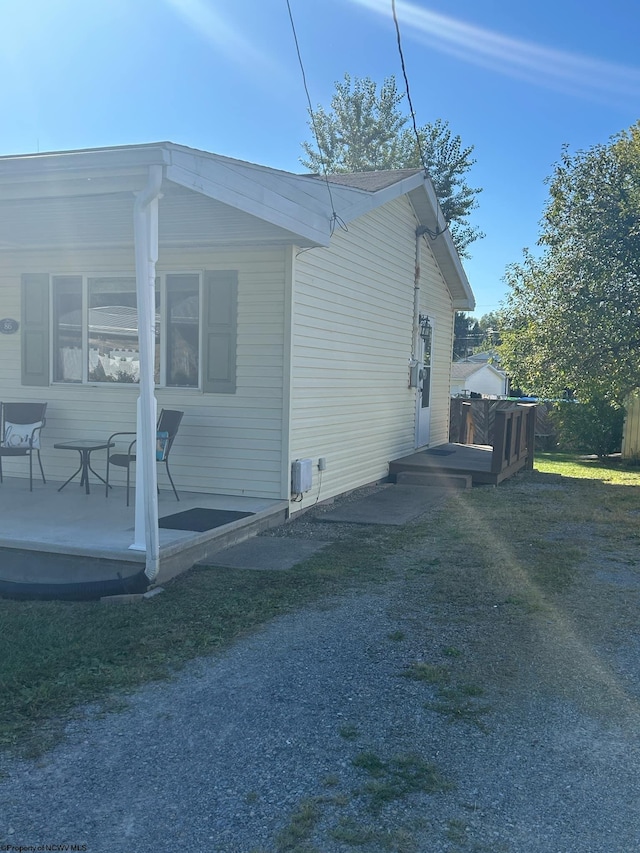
left=395, top=471, right=472, bottom=490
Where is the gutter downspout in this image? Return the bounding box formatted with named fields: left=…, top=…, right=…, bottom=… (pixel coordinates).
left=129, top=165, right=163, bottom=582
left=411, top=227, right=428, bottom=368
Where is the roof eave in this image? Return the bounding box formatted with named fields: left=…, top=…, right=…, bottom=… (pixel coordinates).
left=0, top=143, right=333, bottom=247
left=322, top=172, right=475, bottom=311
left=408, top=182, right=475, bottom=311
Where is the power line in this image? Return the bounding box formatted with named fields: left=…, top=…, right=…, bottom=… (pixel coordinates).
left=391, top=0, right=447, bottom=240
left=391, top=0, right=425, bottom=175
left=285, top=0, right=346, bottom=236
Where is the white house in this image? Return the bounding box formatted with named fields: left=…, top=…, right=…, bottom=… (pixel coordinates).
left=450, top=360, right=508, bottom=398
left=0, top=143, right=474, bottom=580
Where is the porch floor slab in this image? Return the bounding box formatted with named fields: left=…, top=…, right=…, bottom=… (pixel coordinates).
left=0, top=477, right=288, bottom=597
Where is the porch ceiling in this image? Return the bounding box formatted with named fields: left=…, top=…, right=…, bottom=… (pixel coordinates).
left=0, top=143, right=334, bottom=249
left=0, top=183, right=321, bottom=251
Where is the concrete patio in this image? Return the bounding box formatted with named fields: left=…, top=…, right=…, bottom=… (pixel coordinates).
left=0, top=476, right=288, bottom=598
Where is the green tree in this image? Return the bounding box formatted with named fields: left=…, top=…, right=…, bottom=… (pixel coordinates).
left=551, top=397, right=625, bottom=458
left=499, top=122, right=640, bottom=405
left=301, top=74, right=483, bottom=257
left=453, top=312, right=482, bottom=359
left=478, top=312, right=502, bottom=347
left=453, top=312, right=503, bottom=359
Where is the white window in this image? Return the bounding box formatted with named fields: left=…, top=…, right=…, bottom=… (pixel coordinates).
left=51, top=274, right=200, bottom=388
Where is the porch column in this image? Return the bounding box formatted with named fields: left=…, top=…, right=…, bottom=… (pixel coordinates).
left=129, top=165, right=163, bottom=582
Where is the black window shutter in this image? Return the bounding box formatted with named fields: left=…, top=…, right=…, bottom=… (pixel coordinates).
left=21, top=274, right=50, bottom=386
left=202, top=270, right=237, bottom=394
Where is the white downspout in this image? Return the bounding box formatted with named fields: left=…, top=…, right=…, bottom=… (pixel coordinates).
left=129, top=165, right=163, bottom=583
left=412, top=227, right=427, bottom=366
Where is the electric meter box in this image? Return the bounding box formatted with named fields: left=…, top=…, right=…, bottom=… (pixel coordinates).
left=291, top=458, right=313, bottom=494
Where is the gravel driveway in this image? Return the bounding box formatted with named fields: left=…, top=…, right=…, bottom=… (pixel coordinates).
left=1, top=479, right=640, bottom=852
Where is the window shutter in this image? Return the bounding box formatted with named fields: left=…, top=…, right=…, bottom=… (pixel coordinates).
left=21, top=274, right=50, bottom=386
left=202, top=270, right=237, bottom=394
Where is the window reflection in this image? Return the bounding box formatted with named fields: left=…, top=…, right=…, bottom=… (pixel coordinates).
left=87, top=278, right=159, bottom=383
left=167, top=275, right=199, bottom=387
left=52, top=274, right=198, bottom=387
left=53, top=276, right=82, bottom=382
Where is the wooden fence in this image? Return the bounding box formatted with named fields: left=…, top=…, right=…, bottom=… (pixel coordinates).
left=450, top=398, right=552, bottom=449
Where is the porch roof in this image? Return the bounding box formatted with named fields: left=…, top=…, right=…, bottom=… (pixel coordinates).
left=0, top=142, right=474, bottom=309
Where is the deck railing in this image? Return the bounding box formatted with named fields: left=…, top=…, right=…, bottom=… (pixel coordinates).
left=490, top=404, right=536, bottom=475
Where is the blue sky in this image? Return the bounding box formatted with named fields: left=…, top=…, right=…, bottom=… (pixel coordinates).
left=1, top=0, right=638, bottom=316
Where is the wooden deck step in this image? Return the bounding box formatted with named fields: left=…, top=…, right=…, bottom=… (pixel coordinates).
left=395, top=471, right=472, bottom=490
left=389, top=443, right=498, bottom=486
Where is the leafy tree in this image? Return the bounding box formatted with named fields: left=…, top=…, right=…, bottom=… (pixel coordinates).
left=478, top=312, right=502, bottom=347
left=453, top=312, right=482, bottom=359
left=551, top=397, right=624, bottom=458
left=499, top=122, right=640, bottom=405
left=301, top=74, right=483, bottom=257
left=453, top=312, right=504, bottom=359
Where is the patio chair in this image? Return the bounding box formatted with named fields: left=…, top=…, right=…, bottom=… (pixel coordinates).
left=105, top=409, right=183, bottom=506
left=0, top=401, right=47, bottom=491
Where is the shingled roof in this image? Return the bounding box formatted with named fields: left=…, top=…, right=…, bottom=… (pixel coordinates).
left=315, top=169, right=423, bottom=191
left=451, top=362, right=506, bottom=381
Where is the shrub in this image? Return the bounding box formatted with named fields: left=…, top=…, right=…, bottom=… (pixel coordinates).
left=550, top=397, right=624, bottom=458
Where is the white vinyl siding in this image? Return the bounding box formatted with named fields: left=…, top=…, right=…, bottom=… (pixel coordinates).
left=0, top=188, right=310, bottom=251
left=290, top=199, right=417, bottom=508
left=0, top=269, right=21, bottom=387
left=0, top=183, right=465, bottom=506
left=289, top=197, right=457, bottom=509
left=0, top=246, right=288, bottom=499
left=419, top=244, right=455, bottom=446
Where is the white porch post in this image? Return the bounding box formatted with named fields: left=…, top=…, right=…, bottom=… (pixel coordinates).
left=129, top=165, right=163, bottom=582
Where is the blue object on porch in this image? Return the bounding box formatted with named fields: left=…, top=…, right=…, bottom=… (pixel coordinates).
left=105, top=408, right=183, bottom=506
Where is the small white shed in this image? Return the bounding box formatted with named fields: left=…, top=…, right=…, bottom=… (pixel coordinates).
left=451, top=361, right=508, bottom=398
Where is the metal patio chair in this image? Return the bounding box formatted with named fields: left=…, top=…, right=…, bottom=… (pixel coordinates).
left=105, top=409, right=183, bottom=506
left=0, top=401, right=47, bottom=491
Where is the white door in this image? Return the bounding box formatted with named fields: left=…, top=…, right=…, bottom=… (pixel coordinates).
left=415, top=316, right=434, bottom=448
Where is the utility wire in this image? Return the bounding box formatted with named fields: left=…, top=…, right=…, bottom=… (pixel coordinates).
left=391, top=0, right=425, bottom=175
left=285, top=0, right=347, bottom=236
left=391, top=0, right=447, bottom=240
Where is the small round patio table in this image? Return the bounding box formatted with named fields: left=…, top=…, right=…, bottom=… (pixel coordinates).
left=54, top=440, right=114, bottom=495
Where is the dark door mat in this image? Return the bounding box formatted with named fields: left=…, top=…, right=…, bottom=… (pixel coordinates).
left=199, top=537, right=330, bottom=571
left=423, top=448, right=455, bottom=456
left=317, top=484, right=449, bottom=526
left=159, top=508, right=254, bottom=532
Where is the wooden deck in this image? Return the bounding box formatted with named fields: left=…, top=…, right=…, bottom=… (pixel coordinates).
left=390, top=442, right=519, bottom=486
left=390, top=403, right=537, bottom=486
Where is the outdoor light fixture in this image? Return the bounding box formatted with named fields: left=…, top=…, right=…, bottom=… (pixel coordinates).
left=418, top=313, right=431, bottom=340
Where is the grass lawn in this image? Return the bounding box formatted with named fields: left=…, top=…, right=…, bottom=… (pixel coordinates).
left=2, top=451, right=639, bottom=755
left=0, top=534, right=394, bottom=753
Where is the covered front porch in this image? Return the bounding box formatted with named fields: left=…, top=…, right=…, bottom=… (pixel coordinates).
left=0, top=479, right=288, bottom=599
